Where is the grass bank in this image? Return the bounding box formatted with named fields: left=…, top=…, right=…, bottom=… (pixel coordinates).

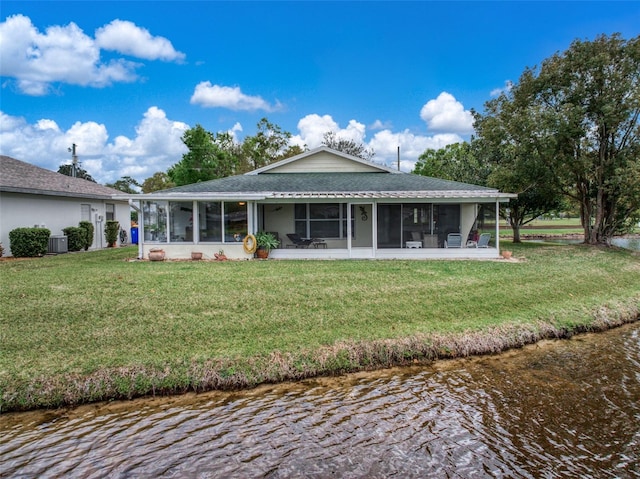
left=1, top=242, right=639, bottom=412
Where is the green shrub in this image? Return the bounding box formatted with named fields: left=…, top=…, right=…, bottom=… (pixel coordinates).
left=62, top=226, right=85, bottom=252
left=78, top=221, right=94, bottom=250
left=105, top=220, right=120, bottom=247
left=9, top=227, right=51, bottom=257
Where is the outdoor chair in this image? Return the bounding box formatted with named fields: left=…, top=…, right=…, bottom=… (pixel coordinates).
left=476, top=233, right=491, bottom=248
left=467, top=232, right=491, bottom=248
left=286, top=233, right=313, bottom=248
left=444, top=233, right=462, bottom=248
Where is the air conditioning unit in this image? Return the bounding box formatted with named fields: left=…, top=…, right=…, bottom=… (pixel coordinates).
left=48, top=235, right=68, bottom=254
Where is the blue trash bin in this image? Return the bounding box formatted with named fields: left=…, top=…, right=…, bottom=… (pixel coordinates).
left=131, top=226, right=139, bottom=244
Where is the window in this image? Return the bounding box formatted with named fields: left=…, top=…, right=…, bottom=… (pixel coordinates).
left=143, top=201, right=167, bottom=242
left=223, top=202, right=248, bottom=242
left=169, top=201, right=193, bottom=242
left=198, top=202, right=222, bottom=242
left=295, top=203, right=352, bottom=239
left=377, top=203, right=435, bottom=248
left=81, top=204, right=91, bottom=222
left=106, top=203, right=115, bottom=221
left=142, top=200, right=247, bottom=243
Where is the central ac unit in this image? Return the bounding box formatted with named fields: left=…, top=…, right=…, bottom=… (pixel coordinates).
left=48, top=235, right=68, bottom=254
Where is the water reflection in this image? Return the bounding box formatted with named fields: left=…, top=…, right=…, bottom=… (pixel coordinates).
left=1, top=323, right=639, bottom=478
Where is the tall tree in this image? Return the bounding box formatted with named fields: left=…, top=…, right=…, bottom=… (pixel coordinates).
left=473, top=92, right=564, bottom=242
left=322, top=131, right=375, bottom=161
left=240, top=118, right=294, bottom=171
left=141, top=172, right=176, bottom=193
left=168, top=125, right=241, bottom=186
left=105, top=176, right=141, bottom=193
left=413, top=142, right=488, bottom=185
left=58, top=164, right=96, bottom=182
left=481, top=34, right=640, bottom=245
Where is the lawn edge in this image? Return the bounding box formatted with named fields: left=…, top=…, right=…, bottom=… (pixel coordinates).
left=2, top=298, right=638, bottom=414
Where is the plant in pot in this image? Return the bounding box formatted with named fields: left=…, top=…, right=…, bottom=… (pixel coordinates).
left=255, top=231, right=279, bottom=259
left=105, top=220, right=120, bottom=247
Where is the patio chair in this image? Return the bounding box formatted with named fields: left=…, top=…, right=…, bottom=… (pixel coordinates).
left=476, top=233, right=491, bottom=248
left=286, top=233, right=313, bottom=248
left=445, top=233, right=462, bottom=248
left=467, top=232, right=491, bottom=248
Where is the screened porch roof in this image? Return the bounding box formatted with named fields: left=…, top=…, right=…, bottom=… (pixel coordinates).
left=125, top=172, right=516, bottom=201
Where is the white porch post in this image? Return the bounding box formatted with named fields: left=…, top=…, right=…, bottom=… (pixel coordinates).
left=372, top=201, right=377, bottom=257
left=495, top=198, right=500, bottom=253
left=347, top=202, right=353, bottom=258
left=249, top=201, right=257, bottom=234
left=192, top=200, right=199, bottom=244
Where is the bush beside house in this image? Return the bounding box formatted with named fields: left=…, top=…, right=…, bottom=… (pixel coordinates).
left=105, top=220, right=120, bottom=247
left=9, top=227, right=51, bottom=257
left=79, top=221, right=94, bottom=250
left=62, top=226, right=86, bottom=252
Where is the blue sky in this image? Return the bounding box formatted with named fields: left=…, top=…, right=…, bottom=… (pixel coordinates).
left=1, top=1, right=639, bottom=185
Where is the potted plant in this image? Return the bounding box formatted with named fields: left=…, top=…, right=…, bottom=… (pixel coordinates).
left=149, top=247, right=165, bottom=261
left=105, top=220, right=120, bottom=247
left=255, top=231, right=279, bottom=259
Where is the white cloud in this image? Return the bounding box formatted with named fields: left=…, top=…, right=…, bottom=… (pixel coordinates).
left=290, top=113, right=463, bottom=172
left=190, top=82, right=280, bottom=111
left=0, top=14, right=183, bottom=95
left=370, top=119, right=392, bottom=130
left=420, top=92, right=474, bottom=134
left=369, top=129, right=464, bottom=171
left=227, top=122, right=243, bottom=142
left=490, top=80, right=514, bottom=97
left=0, top=108, right=188, bottom=183
left=291, top=114, right=367, bottom=149
left=95, top=20, right=185, bottom=62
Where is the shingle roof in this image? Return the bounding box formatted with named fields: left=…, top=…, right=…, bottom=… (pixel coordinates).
left=0, top=156, right=123, bottom=199
left=149, top=172, right=506, bottom=199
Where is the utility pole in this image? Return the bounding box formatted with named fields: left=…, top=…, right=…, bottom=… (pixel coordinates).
left=68, top=143, right=78, bottom=177
left=397, top=146, right=400, bottom=171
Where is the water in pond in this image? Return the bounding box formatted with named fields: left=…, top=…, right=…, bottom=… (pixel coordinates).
left=2, top=323, right=639, bottom=478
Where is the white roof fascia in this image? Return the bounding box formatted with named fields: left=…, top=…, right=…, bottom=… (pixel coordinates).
left=115, top=193, right=268, bottom=201
left=117, top=191, right=516, bottom=201
left=266, top=191, right=516, bottom=200
left=246, top=146, right=401, bottom=175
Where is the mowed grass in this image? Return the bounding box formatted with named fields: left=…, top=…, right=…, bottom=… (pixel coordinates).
left=1, top=243, right=639, bottom=410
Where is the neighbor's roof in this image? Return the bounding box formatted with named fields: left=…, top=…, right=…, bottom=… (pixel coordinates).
left=131, top=172, right=515, bottom=200
left=0, top=155, right=125, bottom=200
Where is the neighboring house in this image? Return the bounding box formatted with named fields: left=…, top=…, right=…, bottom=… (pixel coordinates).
left=0, top=156, right=130, bottom=256
left=123, top=147, right=516, bottom=260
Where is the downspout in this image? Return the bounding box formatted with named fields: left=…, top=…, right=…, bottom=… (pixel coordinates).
left=129, top=199, right=143, bottom=259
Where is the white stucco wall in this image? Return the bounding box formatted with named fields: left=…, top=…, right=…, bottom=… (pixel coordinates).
left=0, top=192, right=130, bottom=256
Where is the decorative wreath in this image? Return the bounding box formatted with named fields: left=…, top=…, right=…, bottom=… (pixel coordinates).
left=242, top=234, right=257, bottom=254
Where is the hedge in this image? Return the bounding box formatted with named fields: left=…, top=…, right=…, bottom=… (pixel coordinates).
left=9, top=227, right=51, bottom=257
left=62, top=226, right=85, bottom=252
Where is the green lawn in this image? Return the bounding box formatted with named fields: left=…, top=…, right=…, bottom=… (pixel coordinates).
left=498, top=218, right=584, bottom=237
left=1, top=243, right=639, bottom=411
